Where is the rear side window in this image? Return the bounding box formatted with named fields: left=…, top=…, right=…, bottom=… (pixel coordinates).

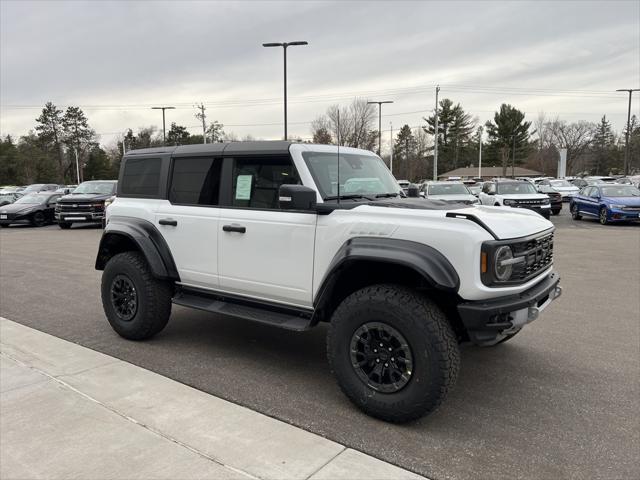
left=121, top=157, right=161, bottom=196
left=231, top=156, right=300, bottom=209
left=169, top=157, right=222, bottom=205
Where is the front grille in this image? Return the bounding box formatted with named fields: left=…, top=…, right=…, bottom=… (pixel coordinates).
left=622, top=207, right=640, bottom=211
left=511, top=233, right=554, bottom=282
left=512, top=199, right=547, bottom=207
left=56, top=203, right=100, bottom=214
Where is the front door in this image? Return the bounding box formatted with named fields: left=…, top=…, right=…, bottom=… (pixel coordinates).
left=155, top=156, right=223, bottom=289
left=218, top=155, right=316, bottom=308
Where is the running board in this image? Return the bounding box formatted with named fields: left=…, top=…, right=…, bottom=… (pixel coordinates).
left=172, top=290, right=313, bottom=331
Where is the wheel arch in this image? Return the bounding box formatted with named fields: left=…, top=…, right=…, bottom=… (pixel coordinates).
left=95, top=216, right=179, bottom=281
left=312, top=238, right=462, bottom=329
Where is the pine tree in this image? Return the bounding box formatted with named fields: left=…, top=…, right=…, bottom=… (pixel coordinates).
left=166, top=123, right=190, bottom=145
left=485, top=104, right=532, bottom=177
left=393, top=125, right=418, bottom=180
left=62, top=106, right=95, bottom=182
left=35, top=102, right=65, bottom=182
left=592, top=115, right=615, bottom=175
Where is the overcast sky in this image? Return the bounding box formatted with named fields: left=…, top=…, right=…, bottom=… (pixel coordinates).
left=1, top=0, right=639, bottom=151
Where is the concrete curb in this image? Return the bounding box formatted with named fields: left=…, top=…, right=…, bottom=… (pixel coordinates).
left=0, top=317, right=425, bottom=480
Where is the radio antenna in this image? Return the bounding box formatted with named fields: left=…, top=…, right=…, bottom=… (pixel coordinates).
left=336, top=108, right=340, bottom=205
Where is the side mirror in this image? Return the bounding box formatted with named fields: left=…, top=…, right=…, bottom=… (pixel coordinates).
left=279, top=185, right=316, bottom=210
left=407, top=184, right=420, bottom=198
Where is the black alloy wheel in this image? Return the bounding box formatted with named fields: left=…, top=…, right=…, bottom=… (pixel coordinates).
left=350, top=322, right=413, bottom=393
left=110, top=274, right=138, bottom=321
left=571, top=203, right=581, bottom=220
left=31, top=211, right=46, bottom=227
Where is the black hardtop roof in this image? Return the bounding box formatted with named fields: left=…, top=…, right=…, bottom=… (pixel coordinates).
left=124, top=141, right=294, bottom=157
left=81, top=179, right=117, bottom=183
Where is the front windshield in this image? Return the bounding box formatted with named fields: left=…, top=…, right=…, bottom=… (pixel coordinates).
left=428, top=184, right=470, bottom=195
left=72, top=182, right=115, bottom=195
left=23, top=184, right=44, bottom=192
left=15, top=194, right=48, bottom=204
left=600, top=186, right=640, bottom=197
left=550, top=180, right=573, bottom=187
left=0, top=195, right=15, bottom=201
left=497, top=183, right=537, bottom=195
left=302, top=152, right=400, bottom=199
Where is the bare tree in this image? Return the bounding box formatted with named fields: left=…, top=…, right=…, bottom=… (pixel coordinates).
left=546, top=120, right=597, bottom=173
left=311, top=98, right=376, bottom=148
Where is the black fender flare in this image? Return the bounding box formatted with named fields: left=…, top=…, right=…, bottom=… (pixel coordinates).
left=95, top=216, right=179, bottom=281
left=313, top=237, right=460, bottom=314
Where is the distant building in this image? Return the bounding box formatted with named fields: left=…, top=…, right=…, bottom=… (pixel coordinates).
left=438, top=166, right=543, bottom=180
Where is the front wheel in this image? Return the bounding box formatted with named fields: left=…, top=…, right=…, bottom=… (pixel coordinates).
left=327, top=284, right=460, bottom=423
left=101, top=251, right=173, bottom=340
left=599, top=206, right=609, bottom=225
left=58, top=222, right=72, bottom=229
left=31, top=211, right=46, bottom=227
left=571, top=203, right=582, bottom=220
left=552, top=209, right=561, bottom=216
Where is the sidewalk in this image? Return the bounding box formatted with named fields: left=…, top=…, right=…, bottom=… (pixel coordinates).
left=0, top=317, right=425, bottom=480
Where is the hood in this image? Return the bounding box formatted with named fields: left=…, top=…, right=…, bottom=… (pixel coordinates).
left=59, top=193, right=112, bottom=202
left=357, top=199, right=553, bottom=240
left=428, top=194, right=477, bottom=203
left=0, top=203, right=38, bottom=214
left=603, top=196, right=640, bottom=206
left=552, top=186, right=579, bottom=193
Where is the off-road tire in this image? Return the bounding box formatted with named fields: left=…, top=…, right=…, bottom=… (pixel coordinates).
left=31, top=212, right=46, bottom=227
left=571, top=203, right=582, bottom=220
left=552, top=209, right=561, bottom=216
left=58, top=223, right=72, bottom=229
left=599, top=207, right=609, bottom=225
left=327, top=284, right=460, bottom=423
left=0, top=224, right=8, bottom=228
left=101, top=251, right=173, bottom=340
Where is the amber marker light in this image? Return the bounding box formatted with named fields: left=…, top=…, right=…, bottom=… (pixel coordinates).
left=481, top=252, right=488, bottom=273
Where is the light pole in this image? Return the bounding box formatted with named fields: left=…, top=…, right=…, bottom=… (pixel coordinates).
left=151, top=106, right=175, bottom=145
left=367, top=100, right=393, bottom=156
left=478, top=126, right=483, bottom=179
left=263, top=41, right=308, bottom=140
left=433, top=85, right=440, bottom=180
left=616, top=88, right=639, bottom=175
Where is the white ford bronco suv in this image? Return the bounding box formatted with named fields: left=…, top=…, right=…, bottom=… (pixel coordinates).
left=479, top=179, right=552, bottom=219
left=96, top=142, right=561, bottom=423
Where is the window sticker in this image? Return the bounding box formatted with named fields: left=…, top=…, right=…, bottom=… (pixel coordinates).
left=235, top=175, right=253, bottom=200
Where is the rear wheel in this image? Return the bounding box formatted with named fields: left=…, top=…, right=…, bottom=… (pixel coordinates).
left=101, top=251, right=173, bottom=340
left=58, top=222, right=72, bottom=229
left=571, top=203, right=582, bottom=220
left=552, top=209, right=561, bottom=216
left=327, top=284, right=459, bottom=423
left=31, top=212, right=46, bottom=227
left=599, top=207, right=609, bottom=225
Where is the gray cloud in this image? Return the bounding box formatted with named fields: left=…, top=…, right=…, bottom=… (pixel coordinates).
left=1, top=0, right=638, bottom=147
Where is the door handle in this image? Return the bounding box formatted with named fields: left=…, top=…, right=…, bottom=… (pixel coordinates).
left=223, top=224, right=246, bottom=233
left=159, top=218, right=178, bottom=226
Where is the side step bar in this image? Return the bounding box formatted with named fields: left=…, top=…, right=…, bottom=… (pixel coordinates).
left=172, top=290, right=313, bottom=332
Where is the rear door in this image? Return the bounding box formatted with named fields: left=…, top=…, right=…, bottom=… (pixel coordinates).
left=217, top=154, right=316, bottom=307
left=154, top=156, right=223, bottom=289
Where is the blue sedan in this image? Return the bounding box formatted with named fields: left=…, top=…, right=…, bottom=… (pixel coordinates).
left=570, top=184, right=640, bottom=224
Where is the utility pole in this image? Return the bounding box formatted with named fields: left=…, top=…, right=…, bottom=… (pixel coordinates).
left=512, top=133, right=517, bottom=178
left=263, top=41, right=308, bottom=140
left=616, top=88, right=639, bottom=175
left=433, top=85, right=440, bottom=180
left=390, top=122, right=394, bottom=174
left=478, top=126, right=483, bottom=179
left=195, top=103, right=207, bottom=144
left=151, top=106, right=175, bottom=145
left=367, top=100, right=394, bottom=156
left=73, top=147, right=80, bottom=185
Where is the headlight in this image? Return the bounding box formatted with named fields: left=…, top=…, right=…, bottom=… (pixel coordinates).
left=494, top=246, right=514, bottom=281
left=541, top=198, right=550, bottom=205
left=503, top=199, right=516, bottom=205
left=610, top=204, right=625, bottom=209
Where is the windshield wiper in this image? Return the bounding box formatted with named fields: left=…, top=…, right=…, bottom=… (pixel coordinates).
left=324, top=194, right=375, bottom=201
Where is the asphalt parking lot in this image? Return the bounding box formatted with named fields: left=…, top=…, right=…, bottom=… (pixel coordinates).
left=1, top=209, right=638, bottom=480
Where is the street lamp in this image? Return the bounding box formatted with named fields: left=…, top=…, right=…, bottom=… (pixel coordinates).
left=367, top=100, right=394, bottom=156
left=616, top=88, right=639, bottom=175
left=263, top=41, right=308, bottom=140
left=151, top=106, right=175, bottom=145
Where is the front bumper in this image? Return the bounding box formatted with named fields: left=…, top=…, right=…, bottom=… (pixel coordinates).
left=608, top=208, right=640, bottom=222
left=55, top=212, right=105, bottom=223
left=457, top=272, right=561, bottom=345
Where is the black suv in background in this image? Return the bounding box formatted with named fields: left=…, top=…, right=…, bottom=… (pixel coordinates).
left=55, top=180, right=117, bottom=229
